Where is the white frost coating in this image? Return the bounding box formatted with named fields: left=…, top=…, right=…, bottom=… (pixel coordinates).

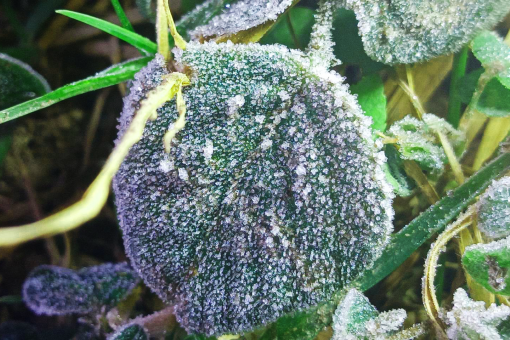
left=476, top=176, right=510, bottom=239
left=178, top=168, right=189, bottom=181
left=186, top=0, right=293, bottom=39
left=343, top=0, right=510, bottom=64
left=114, top=42, right=394, bottom=336
left=203, top=139, right=214, bottom=161
left=443, top=288, right=510, bottom=340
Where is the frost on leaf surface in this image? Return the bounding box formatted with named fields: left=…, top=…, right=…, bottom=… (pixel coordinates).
left=343, top=0, right=510, bottom=64
left=113, top=42, right=394, bottom=336
left=442, top=288, right=510, bottom=340
left=23, top=263, right=139, bottom=315
left=332, top=289, right=406, bottom=340
left=462, top=236, right=510, bottom=296
left=179, top=0, right=293, bottom=40
left=476, top=177, right=510, bottom=239
left=386, top=114, right=465, bottom=174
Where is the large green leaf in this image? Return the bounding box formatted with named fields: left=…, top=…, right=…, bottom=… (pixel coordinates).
left=343, top=0, right=510, bottom=64
left=0, top=53, right=50, bottom=110
left=56, top=10, right=156, bottom=55
left=23, top=263, right=140, bottom=315
left=471, top=31, right=510, bottom=117
left=260, top=7, right=315, bottom=49
left=0, top=56, right=151, bottom=124
left=114, top=42, right=393, bottom=336
left=350, top=74, right=387, bottom=132
left=476, top=177, right=510, bottom=239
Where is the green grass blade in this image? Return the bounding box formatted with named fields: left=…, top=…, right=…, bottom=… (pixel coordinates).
left=56, top=10, right=157, bottom=54
left=0, top=57, right=152, bottom=124
left=358, top=152, right=510, bottom=291
left=110, top=0, right=135, bottom=32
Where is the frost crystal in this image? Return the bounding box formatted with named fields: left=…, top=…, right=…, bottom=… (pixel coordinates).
left=180, top=0, right=294, bottom=40
left=442, top=288, right=510, bottom=340
left=332, top=289, right=407, bottom=340
left=386, top=114, right=465, bottom=174
left=114, top=43, right=394, bottom=336
left=477, top=177, right=510, bottom=239
left=343, top=0, right=510, bottom=64
left=22, top=263, right=139, bottom=316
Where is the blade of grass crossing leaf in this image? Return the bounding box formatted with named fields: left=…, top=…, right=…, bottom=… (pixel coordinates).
left=447, top=46, right=469, bottom=128
left=110, top=0, right=135, bottom=32
left=0, top=57, right=152, bottom=124
left=358, top=152, right=510, bottom=291
left=56, top=10, right=157, bottom=54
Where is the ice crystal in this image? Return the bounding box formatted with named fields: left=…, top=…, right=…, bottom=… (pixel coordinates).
left=114, top=42, right=394, bottom=335
left=108, top=324, right=148, bottom=340
left=23, top=263, right=139, bottom=315
left=442, top=288, right=510, bottom=340
left=332, top=289, right=407, bottom=340
left=343, top=0, right=510, bottom=64
left=180, top=0, right=294, bottom=40
left=477, top=177, right=510, bottom=239
left=386, top=114, right=465, bottom=174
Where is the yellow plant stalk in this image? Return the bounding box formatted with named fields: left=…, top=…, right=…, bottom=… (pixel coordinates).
left=156, top=0, right=170, bottom=60
left=163, top=0, right=186, bottom=50
left=422, top=205, right=476, bottom=337
left=473, top=117, right=510, bottom=171
left=0, top=73, right=190, bottom=247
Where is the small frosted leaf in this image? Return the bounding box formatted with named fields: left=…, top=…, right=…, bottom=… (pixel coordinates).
left=443, top=288, right=510, bottom=340
left=23, top=263, right=140, bottom=315
left=179, top=0, right=293, bottom=40
left=343, top=0, right=510, bottom=64
left=462, top=236, right=510, bottom=296
left=332, top=289, right=378, bottom=338
left=0, top=53, right=50, bottom=110
left=386, top=114, right=465, bottom=174
left=476, top=177, right=510, bottom=239
left=114, top=42, right=394, bottom=335
left=108, top=324, right=148, bottom=340
left=332, top=289, right=407, bottom=339
left=471, top=31, right=510, bottom=117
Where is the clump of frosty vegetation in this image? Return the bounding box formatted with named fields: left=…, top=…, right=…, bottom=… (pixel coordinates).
left=332, top=289, right=407, bottom=339
left=442, top=288, right=510, bottom=340
left=386, top=114, right=465, bottom=174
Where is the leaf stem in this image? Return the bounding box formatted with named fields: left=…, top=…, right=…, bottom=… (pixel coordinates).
left=156, top=0, right=170, bottom=60
left=402, top=160, right=439, bottom=204
left=0, top=73, right=190, bottom=247
left=447, top=46, right=469, bottom=128
left=437, top=131, right=465, bottom=184
left=422, top=206, right=475, bottom=336
left=163, top=0, right=186, bottom=50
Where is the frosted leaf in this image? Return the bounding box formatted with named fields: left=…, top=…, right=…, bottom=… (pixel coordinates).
left=476, top=177, right=510, bottom=239
left=386, top=114, right=465, bottom=174
left=23, top=263, right=140, bottom=315
left=178, top=0, right=294, bottom=41
left=332, top=289, right=407, bottom=340
left=0, top=53, right=50, bottom=110
left=108, top=324, right=148, bottom=340
left=442, top=288, right=510, bottom=340
left=114, top=42, right=394, bottom=336
left=462, top=236, right=510, bottom=296
left=342, top=0, right=510, bottom=64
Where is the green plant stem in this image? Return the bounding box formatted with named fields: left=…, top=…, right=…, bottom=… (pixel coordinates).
left=110, top=0, right=134, bottom=32
left=447, top=46, right=469, bottom=128
left=358, top=151, right=510, bottom=291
